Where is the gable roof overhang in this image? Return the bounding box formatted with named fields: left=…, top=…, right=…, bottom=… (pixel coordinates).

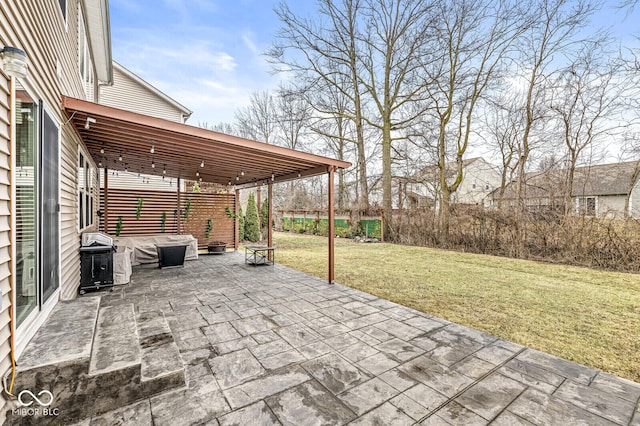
left=113, top=61, right=193, bottom=120
left=83, top=0, right=112, bottom=83
left=62, top=96, right=351, bottom=186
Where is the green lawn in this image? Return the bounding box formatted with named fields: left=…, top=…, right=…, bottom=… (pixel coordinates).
left=270, top=232, right=640, bottom=383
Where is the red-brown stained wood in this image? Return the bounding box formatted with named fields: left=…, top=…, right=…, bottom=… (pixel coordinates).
left=100, top=188, right=235, bottom=250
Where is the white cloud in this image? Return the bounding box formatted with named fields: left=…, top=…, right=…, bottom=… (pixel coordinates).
left=110, top=1, right=285, bottom=127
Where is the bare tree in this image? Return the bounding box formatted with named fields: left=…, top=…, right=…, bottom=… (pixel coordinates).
left=512, top=0, right=597, bottom=254
left=482, top=95, right=525, bottom=208
left=269, top=0, right=371, bottom=210
left=357, top=0, right=435, bottom=236
left=549, top=43, right=627, bottom=215
left=199, top=121, right=237, bottom=135
left=234, top=91, right=277, bottom=143
left=310, top=82, right=357, bottom=209
left=421, top=0, right=528, bottom=243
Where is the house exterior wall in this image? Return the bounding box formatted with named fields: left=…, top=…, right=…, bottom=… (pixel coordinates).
left=0, top=73, right=12, bottom=419
left=99, top=64, right=188, bottom=123
left=595, top=195, right=626, bottom=219
left=407, top=158, right=501, bottom=208
left=1, top=1, right=106, bottom=419
left=452, top=159, right=501, bottom=205
left=631, top=181, right=640, bottom=218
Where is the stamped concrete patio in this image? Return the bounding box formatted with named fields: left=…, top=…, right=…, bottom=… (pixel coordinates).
left=12, top=251, right=640, bottom=425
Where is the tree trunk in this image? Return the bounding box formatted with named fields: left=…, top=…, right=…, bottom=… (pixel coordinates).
left=381, top=119, right=393, bottom=239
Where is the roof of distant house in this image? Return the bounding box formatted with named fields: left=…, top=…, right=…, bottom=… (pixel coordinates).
left=497, top=160, right=640, bottom=199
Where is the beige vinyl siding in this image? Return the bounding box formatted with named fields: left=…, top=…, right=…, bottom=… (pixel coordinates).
left=0, top=74, right=11, bottom=419
left=100, top=170, right=186, bottom=193
left=0, top=1, right=105, bottom=411
left=99, top=66, right=186, bottom=122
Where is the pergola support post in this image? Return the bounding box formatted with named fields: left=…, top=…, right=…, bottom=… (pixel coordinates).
left=268, top=182, right=273, bottom=261
left=234, top=188, right=240, bottom=251
left=103, top=167, right=109, bottom=233
left=328, top=166, right=336, bottom=284
left=176, top=178, right=182, bottom=234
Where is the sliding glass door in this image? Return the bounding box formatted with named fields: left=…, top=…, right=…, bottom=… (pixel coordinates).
left=15, top=85, right=38, bottom=327
left=40, top=102, right=60, bottom=301
left=14, top=82, right=60, bottom=328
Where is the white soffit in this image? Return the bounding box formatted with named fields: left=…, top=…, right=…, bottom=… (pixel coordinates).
left=83, top=0, right=113, bottom=83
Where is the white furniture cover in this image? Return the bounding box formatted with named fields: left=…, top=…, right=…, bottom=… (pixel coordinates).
left=113, top=234, right=198, bottom=266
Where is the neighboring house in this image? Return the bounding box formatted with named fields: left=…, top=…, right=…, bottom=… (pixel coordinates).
left=0, top=0, right=111, bottom=419
left=99, top=61, right=192, bottom=124
left=493, top=160, right=640, bottom=218
left=97, top=61, right=192, bottom=193
left=401, top=157, right=501, bottom=208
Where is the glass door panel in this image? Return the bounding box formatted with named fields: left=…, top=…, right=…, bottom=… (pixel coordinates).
left=15, top=84, right=38, bottom=327
left=40, top=107, right=60, bottom=301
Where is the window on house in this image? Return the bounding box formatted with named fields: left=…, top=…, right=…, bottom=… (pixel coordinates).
left=577, top=197, right=596, bottom=217
left=78, top=151, right=95, bottom=230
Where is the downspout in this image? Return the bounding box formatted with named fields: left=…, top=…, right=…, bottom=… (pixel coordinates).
left=5, top=76, right=16, bottom=397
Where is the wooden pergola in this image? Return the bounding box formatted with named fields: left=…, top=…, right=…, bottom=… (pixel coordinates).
left=62, top=96, right=351, bottom=283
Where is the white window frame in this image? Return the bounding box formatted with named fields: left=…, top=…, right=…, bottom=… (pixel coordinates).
left=576, top=196, right=597, bottom=217
left=78, top=149, right=96, bottom=231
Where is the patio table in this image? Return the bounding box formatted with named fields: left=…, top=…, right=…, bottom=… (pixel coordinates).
left=245, top=246, right=275, bottom=266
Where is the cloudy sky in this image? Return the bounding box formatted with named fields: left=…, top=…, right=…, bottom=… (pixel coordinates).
left=109, top=0, right=639, bottom=129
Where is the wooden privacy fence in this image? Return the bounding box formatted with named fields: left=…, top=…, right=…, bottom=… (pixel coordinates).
left=100, top=188, right=236, bottom=250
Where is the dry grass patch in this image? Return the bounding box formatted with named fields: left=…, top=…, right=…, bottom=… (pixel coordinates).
left=272, top=232, right=640, bottom=382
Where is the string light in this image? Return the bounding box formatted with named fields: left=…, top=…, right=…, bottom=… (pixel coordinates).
left=163, top=165, right=166, bottom=175
left=200, top=159, right=205, bottom=168
left=271, top=171, right=275, bottom=181
left=196, top=170, right=199, bottom=177
left=98, top=159, right=102, bottom=167
left=100, top=145, right=104, bottom=154
left=150, top=143, right=155, bottom=154
left=241, top=170, right=245, bottom=176
left=151, top=161, right=155, bottom=169
left=118, top=152, right=122, bottom=162
left=297, top=171, right=301, bottom=178
left=228, top=178, right=232, bottom=186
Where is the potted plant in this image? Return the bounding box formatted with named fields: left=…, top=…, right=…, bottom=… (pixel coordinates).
left=207, top=240, right=226, bottom=254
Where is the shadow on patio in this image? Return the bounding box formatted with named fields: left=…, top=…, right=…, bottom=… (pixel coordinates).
left=7, top=252, right=640, bottom=425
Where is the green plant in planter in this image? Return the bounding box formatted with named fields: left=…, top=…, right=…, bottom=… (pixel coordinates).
left=161, top=212, right=167, bottom=233
left=205, top=218, right=213, bottom=239
left=115, top=216, right=124, bottom=236
left=136, top=198, right=144, bottom=220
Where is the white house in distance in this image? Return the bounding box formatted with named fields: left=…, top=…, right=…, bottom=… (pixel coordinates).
left=402, top=157, right=501, bottom=208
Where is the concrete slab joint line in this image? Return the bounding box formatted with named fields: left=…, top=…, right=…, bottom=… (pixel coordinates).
left=417, top=347, right=528, bottom=422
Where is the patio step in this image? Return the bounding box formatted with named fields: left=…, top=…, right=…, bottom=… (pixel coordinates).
left=89, top=304, right=141, bottom=375
left=7, top=298, right=185, bottom=425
